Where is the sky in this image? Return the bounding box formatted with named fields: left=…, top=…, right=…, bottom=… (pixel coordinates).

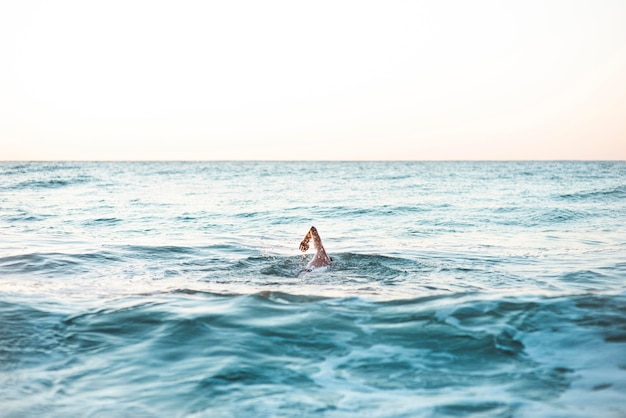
left=1, top=0, right=625, bottom=161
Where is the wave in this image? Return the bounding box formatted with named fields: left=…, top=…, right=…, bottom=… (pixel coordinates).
left=522, top=207, right=593, bottom=226
left=1, top=292, right=625, bottom=416
left=122, top=244, right=203, bottom=256
left=0, top=248, right=407, bottom=280
left=209, top=252, right=422, bottom=282
left=18, top=179, right=71, bottom=189
left=0, top=251, right=122, bottom=275
left=313, top=204, right=436, bottom=218
left=0, top=247, right=546, bottom=298
left=1, top=162, right=96, bottom=189
left=82, top=217, right=122, bottom=226
left=8, top=175, right=95, bottom=190
left=557, top=269, right=625, bottom=293
left=559, top=185, right=626, bottom=201
left=0, top=161, right=82, bottom=175
left=1, top=209, right=54, bottom=223
left=0, top=301, right=67, bottom=372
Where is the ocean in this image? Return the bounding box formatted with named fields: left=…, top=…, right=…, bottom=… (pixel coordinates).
left=1, top=161, right=625, bottom=417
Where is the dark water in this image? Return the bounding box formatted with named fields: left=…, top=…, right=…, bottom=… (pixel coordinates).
left=1, top=161, right=625, bottom=417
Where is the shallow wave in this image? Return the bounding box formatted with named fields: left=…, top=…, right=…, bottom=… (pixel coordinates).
left=0, top=251, right=122, bottom=275
left=122, top=244, right=201, bottom=256
left=1, top=209, right=54, bottom=223
left=10, top=176, right=94, bottom=190
left=524, top=207, right=593, bottom=226
left=0, top=162, right=81, bottom=175
left=214, top=252, right=421, bottom=281
left=0, top=247, right=573, bottom=299
left=559, top=185, right=626, bottom=201
left=313, top=204, right=434, bottom=219
left=82, top=217, right=123, bottom=226
left=1, top=292, right=625, bottom=416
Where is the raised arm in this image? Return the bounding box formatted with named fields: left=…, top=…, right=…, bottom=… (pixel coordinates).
left=299, top=228, right=312, bottom=252
left=299, top=226, right=331, bottom=268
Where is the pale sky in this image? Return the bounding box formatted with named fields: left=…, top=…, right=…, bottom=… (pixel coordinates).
left=1, top=0, right=625, bottom=160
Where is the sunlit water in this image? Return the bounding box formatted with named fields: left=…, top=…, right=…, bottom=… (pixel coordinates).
left=1, top=161, right=625, bottom=417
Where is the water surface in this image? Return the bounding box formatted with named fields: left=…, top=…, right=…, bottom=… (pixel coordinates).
left=1, top=161, right=625, bottom=417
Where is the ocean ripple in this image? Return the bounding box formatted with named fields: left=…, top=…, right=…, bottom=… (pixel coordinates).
left=1, top=292, right=625, bottom=416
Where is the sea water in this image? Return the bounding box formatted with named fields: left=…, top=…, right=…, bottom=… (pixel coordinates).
left=1, top=161, right=625, bottom=417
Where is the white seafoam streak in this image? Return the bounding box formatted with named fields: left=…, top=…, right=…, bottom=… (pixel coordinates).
left=1, top=0, right=625, bottom=160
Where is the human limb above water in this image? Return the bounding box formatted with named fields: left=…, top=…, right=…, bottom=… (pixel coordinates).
left=299, top=226, right=331, bottom=268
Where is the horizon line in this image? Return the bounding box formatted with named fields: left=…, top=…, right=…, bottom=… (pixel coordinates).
left=1, top=159, right=625, bottom=163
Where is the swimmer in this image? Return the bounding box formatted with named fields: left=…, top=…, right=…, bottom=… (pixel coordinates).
left=299, top=226, right=332, bottom=270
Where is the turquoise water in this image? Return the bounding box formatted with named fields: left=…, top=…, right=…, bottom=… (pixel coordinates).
left=1, top=161, right=625, bottom=417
